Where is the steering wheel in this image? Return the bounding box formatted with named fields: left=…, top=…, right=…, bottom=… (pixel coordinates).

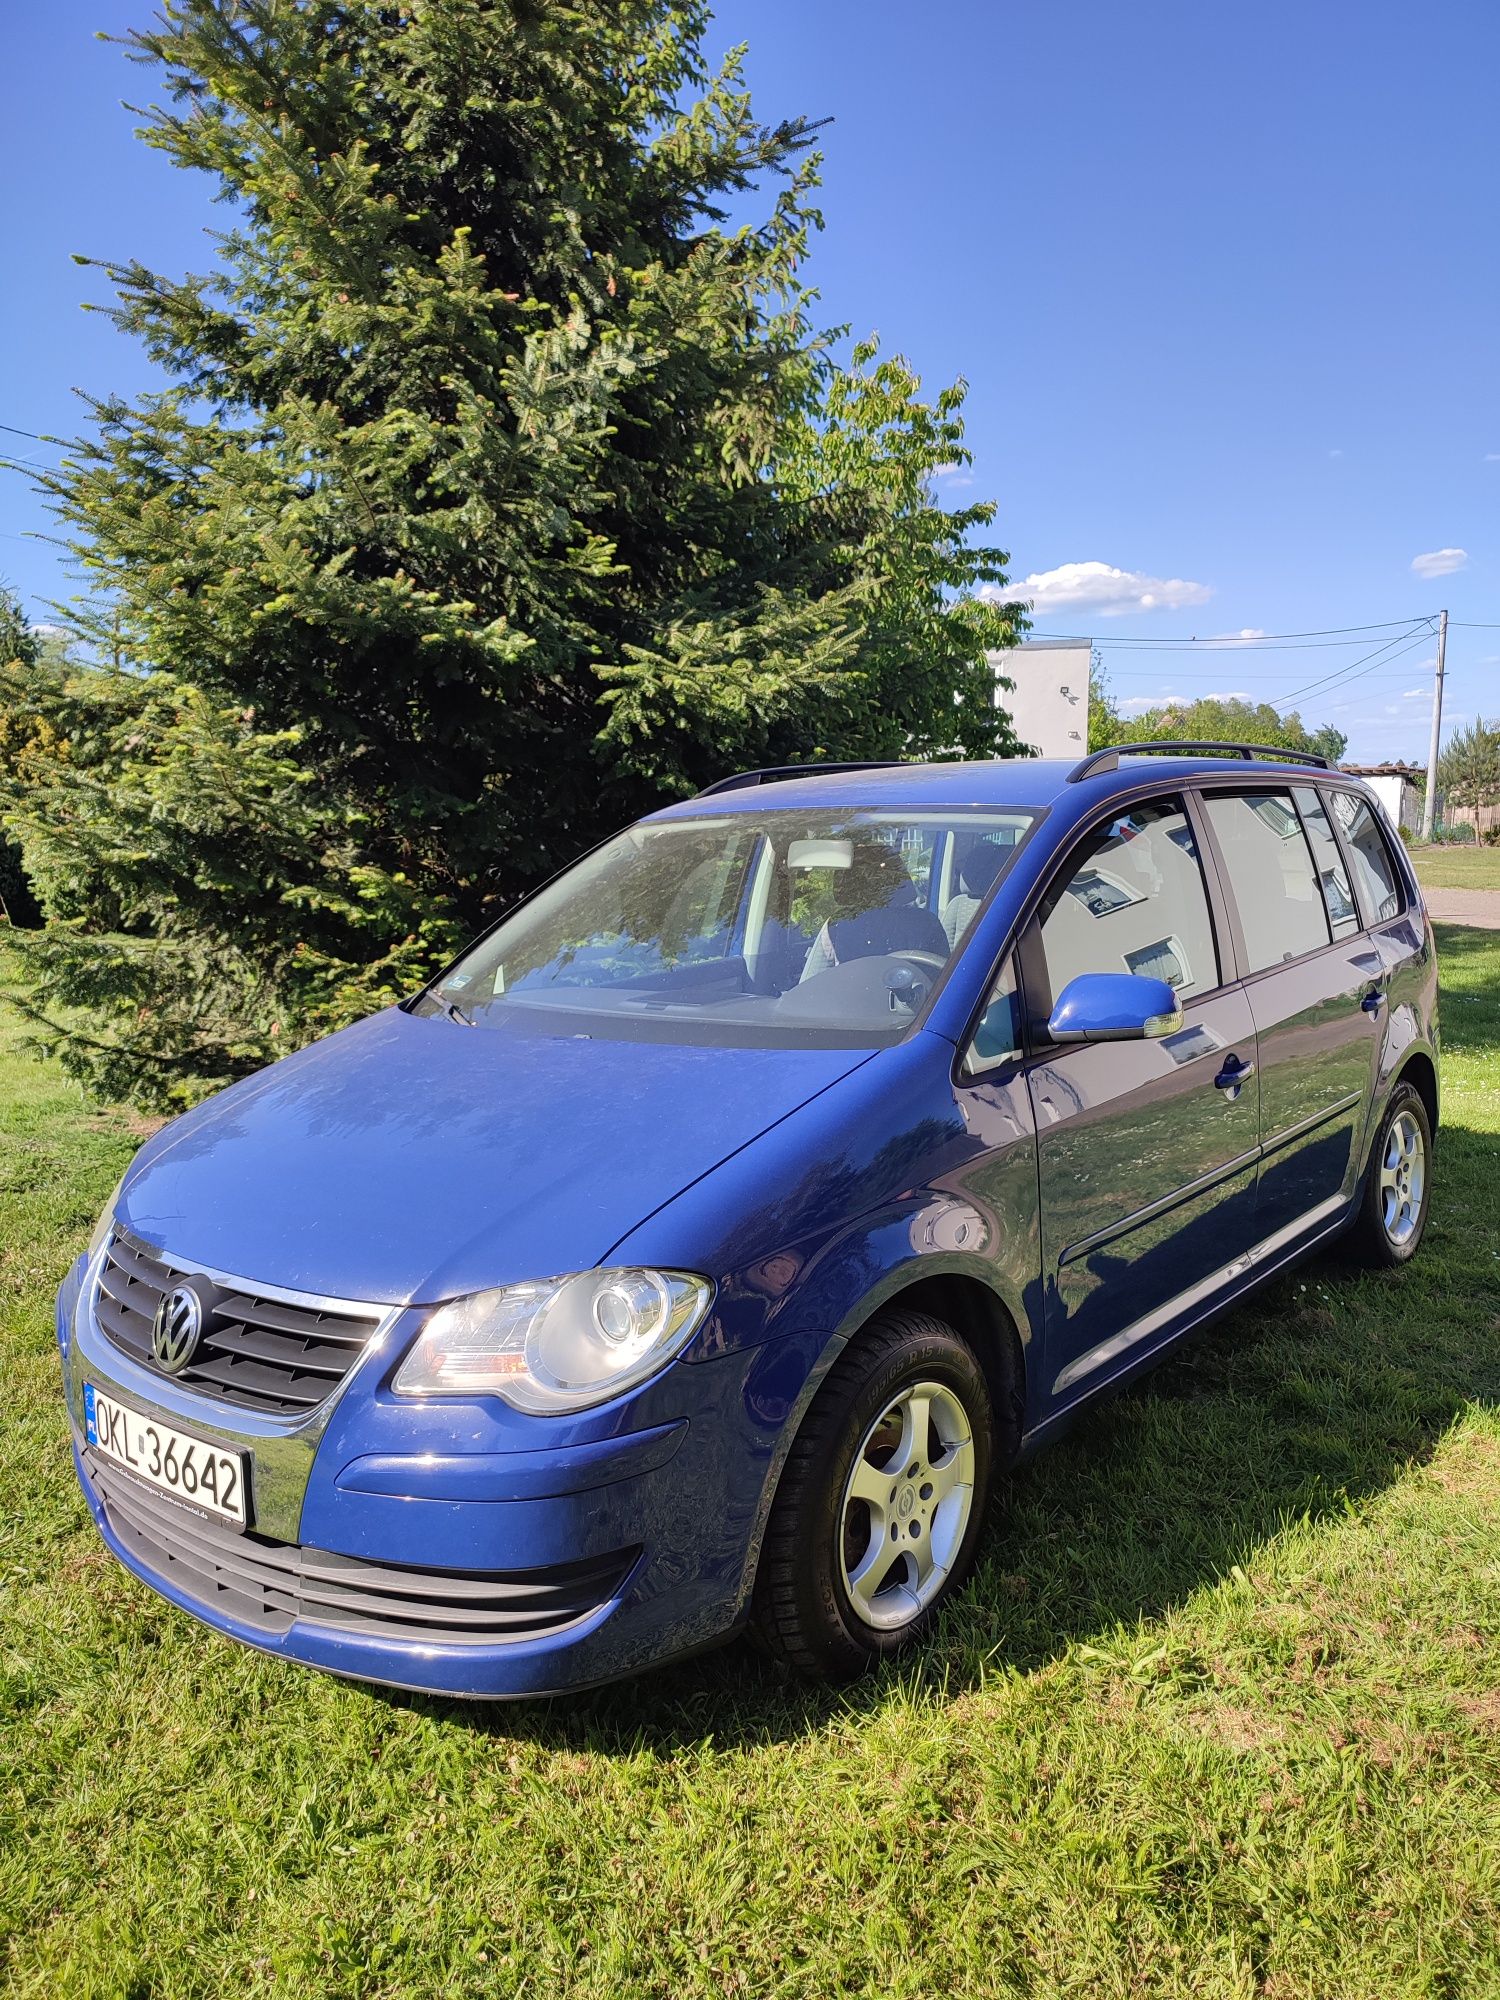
left=883, top=950, right=946, bottom=1013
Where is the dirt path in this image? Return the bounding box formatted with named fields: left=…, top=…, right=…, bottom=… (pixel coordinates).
left=1424, top=888, right=1500, bottom=929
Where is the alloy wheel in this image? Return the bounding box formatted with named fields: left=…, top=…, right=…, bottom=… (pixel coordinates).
left=838, top=1379, right=976, bottom=1631
left=1378, top=1107, right=1426, bottom=1248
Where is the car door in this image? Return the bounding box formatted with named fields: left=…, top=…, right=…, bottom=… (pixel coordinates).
left=1018, top=793, right=1261, bottom=1404
left=1197, top=785, right=1382, bottom=1243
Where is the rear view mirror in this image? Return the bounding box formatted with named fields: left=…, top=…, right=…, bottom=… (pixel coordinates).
left=786, top=839, right=853, bottom=871
left=1048, top=972, right=1184, bottom=1044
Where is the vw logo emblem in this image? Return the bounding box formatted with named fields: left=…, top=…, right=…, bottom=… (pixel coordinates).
left=152, top=1285, right=204, bottom=1375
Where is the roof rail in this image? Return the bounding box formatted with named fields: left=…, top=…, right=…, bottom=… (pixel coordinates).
left=696, top=760, right=912, bottom=798
left=1068, top=740, right=1332, bottom=783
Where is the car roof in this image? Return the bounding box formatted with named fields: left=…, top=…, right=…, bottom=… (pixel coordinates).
left=646, top=756, right=1362, bottom=820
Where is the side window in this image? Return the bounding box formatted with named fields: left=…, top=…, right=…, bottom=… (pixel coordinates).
left=1292, top=787, right=1360, bottom=939
left=962, top=955, right=1022, bottom=1077
left=1036, top=796, right=1219, bottom=1010
left=1327, top=790, right=1404, bottom=922
left=1202, top=791, right=1330, bottom=972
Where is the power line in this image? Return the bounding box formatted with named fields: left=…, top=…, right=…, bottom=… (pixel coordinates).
left=1056, top=635, right=1431, bottom=655
left=0, top=423, right=57, bottom=445
left=1276, top=626, right=1437, bottom=706
left=1102, top=665, right=1436, bottom=682
left=1030, top=617, right=1434, bottom=647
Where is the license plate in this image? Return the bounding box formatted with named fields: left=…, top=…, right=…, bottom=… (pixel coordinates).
left=84, top=1383, right=249, bottom=1528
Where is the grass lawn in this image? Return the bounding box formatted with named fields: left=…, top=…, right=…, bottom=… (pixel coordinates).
left=1, top=930, right=1497, bottom=1999
left=1408, top=843, right=1500, bottom=891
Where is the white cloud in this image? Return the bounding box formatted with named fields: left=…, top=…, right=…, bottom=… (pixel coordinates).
left=995, top=560, right=1212, bottom=618
left=1329, top=448, right=1344, bottom=459
left=1485, top=453, right=1500, bottom=462
left=1400, top=686, right=1431, bottom=699
left=1410, top=547, right=1467, bottom=578
left=1209, top=628, right=1266, bottom=642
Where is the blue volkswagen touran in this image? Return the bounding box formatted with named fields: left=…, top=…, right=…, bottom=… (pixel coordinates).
left=57, top=744, right=1438, bottom=1694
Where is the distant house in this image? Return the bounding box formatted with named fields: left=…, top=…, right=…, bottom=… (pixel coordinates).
left=990, top=639, right=1091, bottom=758
left=1340, top=762, right=1422, bottom=833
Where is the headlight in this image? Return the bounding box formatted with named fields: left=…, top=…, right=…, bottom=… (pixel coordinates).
left=393, top=1268, right=714, bottom=1415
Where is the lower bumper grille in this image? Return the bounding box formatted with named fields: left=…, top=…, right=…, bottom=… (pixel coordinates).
left=84, top=1448, right=636, bottom=1647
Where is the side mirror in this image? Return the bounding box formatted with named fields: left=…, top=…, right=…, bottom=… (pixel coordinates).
left=1047, top=972, right=1184, bottom=1044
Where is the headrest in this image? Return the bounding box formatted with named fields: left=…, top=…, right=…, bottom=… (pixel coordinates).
left=958, top=840, right=1009, bottom=899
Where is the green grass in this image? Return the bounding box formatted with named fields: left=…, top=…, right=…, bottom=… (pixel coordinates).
left=1408, top=843, right=1500, bottom=890
left=2, top=932, right=1498, bottom=1999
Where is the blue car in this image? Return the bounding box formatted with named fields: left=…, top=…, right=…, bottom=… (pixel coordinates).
left=57, top=743, right=1438, bottom=1694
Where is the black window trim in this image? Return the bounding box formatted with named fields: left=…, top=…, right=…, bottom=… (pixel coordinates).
left=950, top=771, right=1412, bottom=1090
left=1190, top=781, right=1338, bottom=982
left=1285, top=784, right=1363, bottom=943
left=960, top=786, right=1234, bottom=1068
left=1187, top=773, right=1404, bottom=990
left=958, top=948, right=1027, bottom=1081
left=1313, top=780, right=1410, bottom=931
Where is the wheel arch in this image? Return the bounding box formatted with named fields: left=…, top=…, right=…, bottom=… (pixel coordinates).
left=734, top=1263, right=1030, bottom=1620
left=856, top=1270, right=1028, bottom=1462
left=1394, top=1048, right=1439, bottom=1134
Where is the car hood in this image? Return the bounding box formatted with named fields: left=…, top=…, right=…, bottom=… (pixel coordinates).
left=116, top=1009, right=875, bottom=1305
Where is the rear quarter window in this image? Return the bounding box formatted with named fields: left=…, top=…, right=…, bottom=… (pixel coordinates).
left=1327, top=789, right=1405, bottom=923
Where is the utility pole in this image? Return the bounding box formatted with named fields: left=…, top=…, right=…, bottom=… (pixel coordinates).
left=1420, top=608, right=1448, bottom=841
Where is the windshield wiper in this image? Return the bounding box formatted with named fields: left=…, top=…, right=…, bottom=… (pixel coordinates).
left=438, top=995, right=477, bottom=1027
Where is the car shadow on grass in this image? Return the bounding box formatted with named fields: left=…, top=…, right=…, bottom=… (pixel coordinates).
left=385, top=932, right=1498, bottom=1753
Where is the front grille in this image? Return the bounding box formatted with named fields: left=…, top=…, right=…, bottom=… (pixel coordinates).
left=85, top=1448, right=637, bottom=1646
left=94, top=1228, right=384, bottom=1417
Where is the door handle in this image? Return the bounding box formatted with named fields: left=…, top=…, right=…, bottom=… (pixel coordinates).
left=1214, top=1056, right=1255, bottom=1093
left=1361, top=986, right=1385, bottom=1014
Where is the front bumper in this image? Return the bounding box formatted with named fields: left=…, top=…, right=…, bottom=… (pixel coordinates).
left=58, top=1252, right=827, bottom=1697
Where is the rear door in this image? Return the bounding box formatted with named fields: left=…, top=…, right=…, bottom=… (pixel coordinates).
left=1196, top=785, right=1382, bottom=1242
left=1021, top=793, right=1260, bottom=1403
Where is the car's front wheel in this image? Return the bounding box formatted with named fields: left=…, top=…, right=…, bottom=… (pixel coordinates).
left=751, top=1309, right=998, bottom=1681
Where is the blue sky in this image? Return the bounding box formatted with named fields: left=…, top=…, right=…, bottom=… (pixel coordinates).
left=3, top=1, right=1497, bottom=761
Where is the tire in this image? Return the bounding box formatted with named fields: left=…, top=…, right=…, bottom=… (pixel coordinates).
left=751, top=1309, right=999, bottom=1682
left=1346, top=1080, right=1433, bottom=1268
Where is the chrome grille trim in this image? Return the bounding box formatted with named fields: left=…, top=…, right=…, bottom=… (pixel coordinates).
left=67, top=1232, right=410, bottom=1541
left=95, top=1227, right=385, bottom=1417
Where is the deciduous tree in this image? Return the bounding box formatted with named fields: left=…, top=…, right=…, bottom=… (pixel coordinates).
left=1106, top=694, right=1346, bottom=765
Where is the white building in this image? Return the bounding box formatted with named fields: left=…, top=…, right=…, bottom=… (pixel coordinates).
left=990, top=639, right=1091, bottom=759
left=1340, top=763, right=1422, bottom=833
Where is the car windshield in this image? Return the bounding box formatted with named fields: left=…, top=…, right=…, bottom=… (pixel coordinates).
left=415, top=806, right=1037, bottom=1047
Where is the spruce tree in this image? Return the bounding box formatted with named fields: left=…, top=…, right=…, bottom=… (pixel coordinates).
left=7, top=0, right=1022, bottom=1107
